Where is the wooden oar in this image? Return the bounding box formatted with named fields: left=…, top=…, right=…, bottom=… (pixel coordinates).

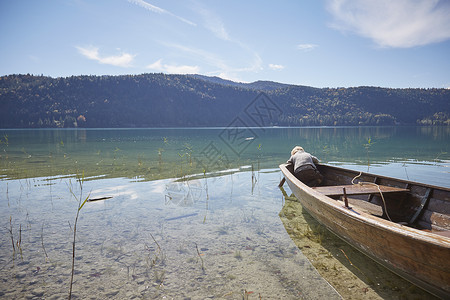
left=278, top=177, right=285, bottom=187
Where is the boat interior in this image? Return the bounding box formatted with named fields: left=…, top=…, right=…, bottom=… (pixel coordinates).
left=290, top=164, right=450, bottom=236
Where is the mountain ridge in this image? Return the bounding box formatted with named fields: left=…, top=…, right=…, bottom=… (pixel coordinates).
left=1, top=73, right=449, bottom=128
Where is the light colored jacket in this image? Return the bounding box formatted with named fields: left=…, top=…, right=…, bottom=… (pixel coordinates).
left=286, top=151, right=319, bottom=173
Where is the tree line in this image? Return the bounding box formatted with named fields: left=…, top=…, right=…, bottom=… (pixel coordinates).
left=0, top=73, right=449, bottom=128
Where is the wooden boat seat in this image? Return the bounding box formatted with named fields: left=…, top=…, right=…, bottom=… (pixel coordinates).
left=312, top=184, right=409, bottom=197
left=344, top=197, right=384, bottom=216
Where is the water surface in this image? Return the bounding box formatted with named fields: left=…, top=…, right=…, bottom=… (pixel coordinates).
left=0, top=127, right=448, bottom=299
left=1, top=127, right=449, bottom=185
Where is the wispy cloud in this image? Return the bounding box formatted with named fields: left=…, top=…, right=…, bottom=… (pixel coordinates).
left=195, top=6, right=229, bottom=40
left=268, top=64, right=284, bottom=71
left=147, top=59, right=199, bottom=74
left=297, top=44, right=318, bottom=52
left=160, top=42, right=262, bottom=80
left=147, top=3, right=263, bottom=80
left=162, top=42, right=229, bottom=71
left=76, top=46, right=135, bottom=67
left=326, top=0, right=450, bottom=48
left=128, top=0, right=196, bottom=26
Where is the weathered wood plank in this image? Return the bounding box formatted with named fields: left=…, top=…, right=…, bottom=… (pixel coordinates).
left=312, top=184, right=409, bottom=196
left=421, top=210, right=450, bottom=229
left=346, top=198, right=383, bottom=216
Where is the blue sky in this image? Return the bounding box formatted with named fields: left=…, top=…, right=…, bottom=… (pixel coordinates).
left=1, top=0, right=450, bottom=88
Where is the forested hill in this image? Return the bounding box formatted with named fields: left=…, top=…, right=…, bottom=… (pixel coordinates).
left=1, top=73, right=449, bottom=128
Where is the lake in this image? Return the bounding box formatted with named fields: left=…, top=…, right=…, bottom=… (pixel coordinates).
left=0, top=127, right=449, bottom=299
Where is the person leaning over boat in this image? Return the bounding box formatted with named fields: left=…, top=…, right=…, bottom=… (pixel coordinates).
left=286, top=146, right=323, bottom=186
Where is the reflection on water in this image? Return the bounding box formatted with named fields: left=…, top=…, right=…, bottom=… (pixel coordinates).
left=165, top=180, right=205, bottom=207
left=0, top=127, right=449, bottom=299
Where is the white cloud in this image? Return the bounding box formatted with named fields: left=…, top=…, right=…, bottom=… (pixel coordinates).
left=268, top=64, right=285, bottom=71
left=128, top=0, right=196, bottom=26
left=297, top=44, right=318, bottom=52
left=326, top=0, right=450, bottom=48
left=76, top=46, right=135, bottom=67
left=147, top=59, right=199, bottom=74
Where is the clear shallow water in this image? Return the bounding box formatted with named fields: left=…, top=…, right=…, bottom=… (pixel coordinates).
left=1, top=171, right=341, bottom=299
left=0, top=127, right=449, bottom=299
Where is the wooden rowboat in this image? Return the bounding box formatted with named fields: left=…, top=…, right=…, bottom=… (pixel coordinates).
left=279, top=163, right=450, bottom=299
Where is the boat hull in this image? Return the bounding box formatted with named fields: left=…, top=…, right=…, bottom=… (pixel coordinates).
left=280, top=164, right=450, bottom=299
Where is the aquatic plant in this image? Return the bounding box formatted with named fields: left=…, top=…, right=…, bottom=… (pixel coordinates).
left=6, top=182, right=10, bottom=207
left=203, top=170, right=209, bottom=223
left=158, top=148, right=164, bottom=169
left=184, top=143, right=193, bottom=166
left=154, top=269, right=166, bottom=286
left=7, top=216, right=23, bottom=260
left=251, top=164, right=257, bottom=193
left=195, top=243, right=205, bottom=272
left=0, top=134, right=9, bottom=145
left=433, top=151, right=448, bottom=164
left=149, top=233, right=166, bottom=266
left=41, top=223, right=49, bottom=262
left=17, top=224, right=22, bottom=260
left=363, top=137, right=374, bottom=171
left=68, top=172, right=90, bottom=300
left=8, top=216, right=15, bottom=255
left=144, top=232, right=166, bottom=284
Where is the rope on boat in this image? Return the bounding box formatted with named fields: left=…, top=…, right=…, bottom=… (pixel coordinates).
left=351, top=172, right=393, bottom=222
